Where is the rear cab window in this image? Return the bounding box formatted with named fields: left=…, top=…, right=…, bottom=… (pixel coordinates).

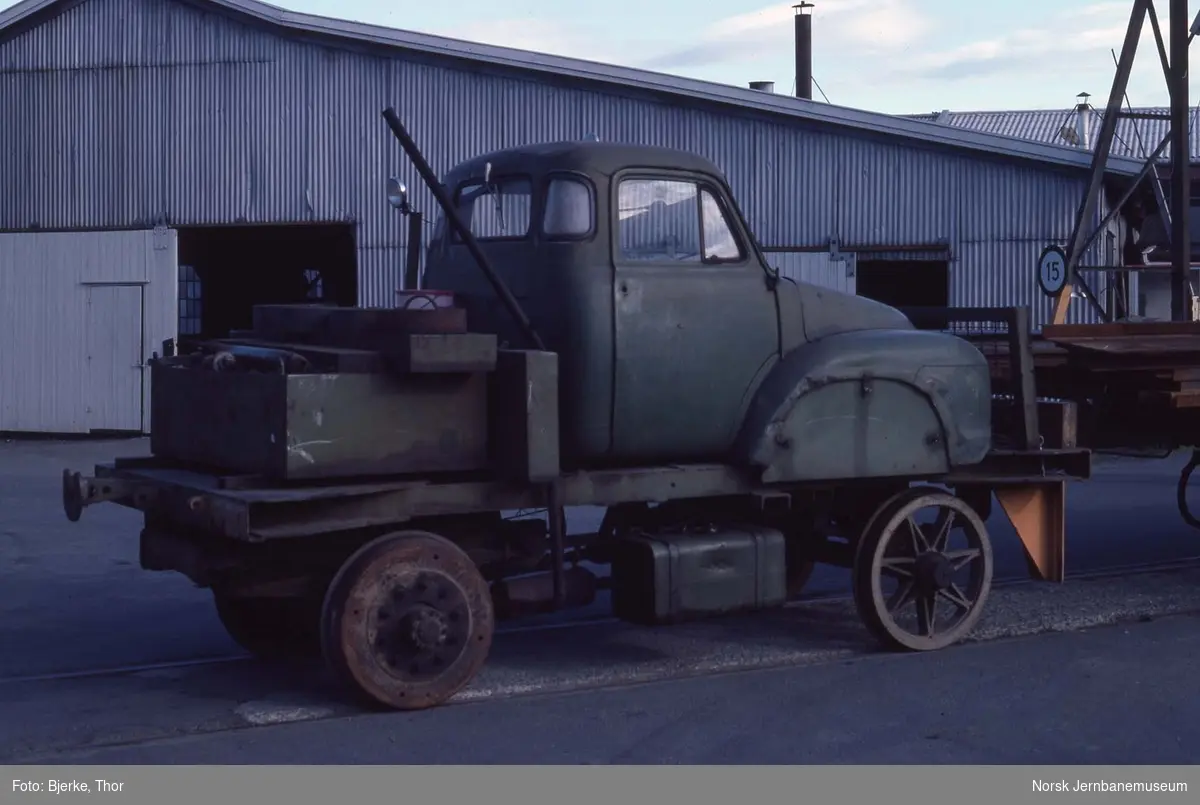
left=453, top=177, right=533, bottom=240
left=542, top=176, right=595, bottom=239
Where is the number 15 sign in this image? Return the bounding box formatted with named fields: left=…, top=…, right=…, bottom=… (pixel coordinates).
left=1037, top=245, right=1068, bottom=297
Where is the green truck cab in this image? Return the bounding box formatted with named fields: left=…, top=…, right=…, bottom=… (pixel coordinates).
left=422, top=141, right=992, bottom=481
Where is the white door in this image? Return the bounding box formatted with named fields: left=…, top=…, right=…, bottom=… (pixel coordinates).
left=84, top=284, right=145, bottom=432
left=767, top=251, right=857, bottom=294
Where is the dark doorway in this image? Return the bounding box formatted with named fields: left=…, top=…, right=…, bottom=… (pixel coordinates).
left=855, top=258, right=950, bottom=308
left=176, top=224, right=358, bottom=339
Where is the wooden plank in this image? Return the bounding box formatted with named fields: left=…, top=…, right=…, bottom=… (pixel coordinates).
left=1043, top=321, right=1200, bottom=339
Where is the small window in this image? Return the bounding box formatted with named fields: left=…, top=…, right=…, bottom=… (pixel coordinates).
left=617, top=178, right=701, bottom=262
left=701, top=189, right=743, bottom=261
left=616, top=177, right=744, bottom=264
left=543, top=177, right=594, bottom=238
left=303, top=269, right=324, bottom=300
left=177, top=264, right=202, bottom=336
left=455, top=177, right=533, bottom=240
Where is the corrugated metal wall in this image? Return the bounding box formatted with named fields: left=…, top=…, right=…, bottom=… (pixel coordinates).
left=767, top=252, right=857, bottom=295
left=0, top=229, right=176, bottom=433
left=0, top=0, right=1114, bottom=326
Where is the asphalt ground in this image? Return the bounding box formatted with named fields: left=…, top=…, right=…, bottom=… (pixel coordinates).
left=2, top=438, right=1200, bottom=763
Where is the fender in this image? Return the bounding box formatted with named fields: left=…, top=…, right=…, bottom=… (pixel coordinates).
left=731, top=328, right=992, bottom=483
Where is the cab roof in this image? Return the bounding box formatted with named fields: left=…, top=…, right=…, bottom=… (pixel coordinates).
left=442, top=141, right=724, bottom=186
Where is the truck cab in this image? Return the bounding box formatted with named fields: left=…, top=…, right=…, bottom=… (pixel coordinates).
left=422, top=142, right=991, bottom=478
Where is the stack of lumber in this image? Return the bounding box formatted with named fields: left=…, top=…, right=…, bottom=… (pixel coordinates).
left=1040, top=322, right=1200, bottom=409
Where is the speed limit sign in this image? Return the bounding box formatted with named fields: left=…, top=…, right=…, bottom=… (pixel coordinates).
left=1037, top=245, right=1068, bottom=296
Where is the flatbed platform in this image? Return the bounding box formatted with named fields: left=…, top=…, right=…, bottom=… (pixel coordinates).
left=67, top=447, right=1090, bottom=543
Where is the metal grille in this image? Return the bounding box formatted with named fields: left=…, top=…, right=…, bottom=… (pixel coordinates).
left=177, top=264, right=202, bottom=336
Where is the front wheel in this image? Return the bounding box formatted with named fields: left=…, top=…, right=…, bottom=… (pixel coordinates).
left=851, top=489, right=993, bottom=652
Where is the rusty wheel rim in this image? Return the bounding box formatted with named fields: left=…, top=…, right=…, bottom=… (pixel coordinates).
left=853, top=492, right=992, bottom=652
left=321, top=531, right=494, bottom=710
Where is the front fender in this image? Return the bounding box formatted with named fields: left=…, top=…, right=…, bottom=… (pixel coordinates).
left=731, top=329, right=992, bottom=483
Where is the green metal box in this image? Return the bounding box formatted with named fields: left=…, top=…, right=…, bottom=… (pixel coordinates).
left=149, top=361, right=490, bottom=480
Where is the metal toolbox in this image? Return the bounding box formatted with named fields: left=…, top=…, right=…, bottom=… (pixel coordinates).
left=609, top=524, right=788, bottom=625
left=148, top=360, right=490, bottom=480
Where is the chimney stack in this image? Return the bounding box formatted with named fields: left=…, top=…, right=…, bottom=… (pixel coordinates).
left=1074, top=91, right=1092, bottom=150
left=793, top=2, right=814, bottom=100
left=749, top=80, right=776, bottom=92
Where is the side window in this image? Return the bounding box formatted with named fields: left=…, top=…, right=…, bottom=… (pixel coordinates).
left=543, top=177, right=594, bottom=238
left=616, top=178, right=745, bottom=263
left=455, top=177, right=533, bottom=240
left=617, top=178, right=701, bottom=262
left=700, top=189, right=743, bottom=261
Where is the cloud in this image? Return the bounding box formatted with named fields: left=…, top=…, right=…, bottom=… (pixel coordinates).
left=344, top=0, right=1181, bottom=112
left=428, top=18, right=627, bottom=64
left=903, top=3, right=1178, bottom=84
left=429, top=1, right=934, bottom=76
left=640, top=0, right=933, bottom=70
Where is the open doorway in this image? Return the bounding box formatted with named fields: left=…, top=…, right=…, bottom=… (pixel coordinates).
left=176, top=224, right=358, bottom=339
left=855, top=258, right=950, bottom=309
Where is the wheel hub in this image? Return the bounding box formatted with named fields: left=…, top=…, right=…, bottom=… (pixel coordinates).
left=914, top=551, right=953, bottom=592
left=371, top=570, right=470, bottom=681
left=404, top=605, right=448, bottom=650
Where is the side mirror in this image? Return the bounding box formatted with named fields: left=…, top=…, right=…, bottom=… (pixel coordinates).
left=386, top=177, right=410, bottom=213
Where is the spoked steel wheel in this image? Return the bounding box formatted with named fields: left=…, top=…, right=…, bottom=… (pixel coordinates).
left=852, top=489, right=993, bottom=652
left=320, top=530, right=494, bottom=711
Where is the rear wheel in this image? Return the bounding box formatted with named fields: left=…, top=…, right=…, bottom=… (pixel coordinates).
left=320, top=530, right=494, bottom=711
left=212, top=591, right=323, bottom=659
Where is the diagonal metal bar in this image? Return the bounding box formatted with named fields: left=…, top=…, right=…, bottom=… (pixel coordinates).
left=1079, top=134, right=1171, bottom=260
left=1147, top=2, right=1176, bottom=245
left=1052, top=0, right=1150, bottom=325
left=1168, top=0, right=1191, bottom=320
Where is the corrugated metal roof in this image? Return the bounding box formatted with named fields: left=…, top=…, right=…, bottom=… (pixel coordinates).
left=906, top=105, right=1200, bottom=162
left=0, top=0, right=1147, bottom=177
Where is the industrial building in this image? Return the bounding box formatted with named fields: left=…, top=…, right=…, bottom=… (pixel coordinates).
left=0, top=0, right=1148, bottom=435
left=911, top=98, right=1200, bottom=320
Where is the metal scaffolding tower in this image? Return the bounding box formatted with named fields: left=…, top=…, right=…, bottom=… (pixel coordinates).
left=1052, top=0, right=1200, bottom=325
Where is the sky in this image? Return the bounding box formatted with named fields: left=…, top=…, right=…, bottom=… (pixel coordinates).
left=5, top=0, right=1200, bottom=114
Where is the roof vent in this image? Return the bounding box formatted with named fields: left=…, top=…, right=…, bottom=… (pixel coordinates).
left=749, top=80, right=775, bottom=92
left=1059, top=92, right=1091, bottom=149
left=1075, top=92, right=1092, bottom=150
